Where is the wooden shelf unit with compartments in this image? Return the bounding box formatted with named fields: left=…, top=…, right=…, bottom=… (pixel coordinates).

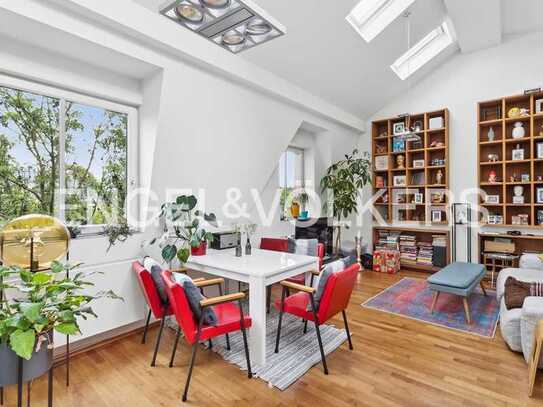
left=371, top=108, right=450, bottom=225
left=478, top=93, right=543, bottom=227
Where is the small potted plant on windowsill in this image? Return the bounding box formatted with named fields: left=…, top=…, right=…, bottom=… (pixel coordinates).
left=296, top=191, right=310, bottom=220
left=0, top=262, right=121, bottom=387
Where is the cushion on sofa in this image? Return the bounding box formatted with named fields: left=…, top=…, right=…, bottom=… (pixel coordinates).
left=497, top=268, right=543, bottom=301
left=504, top=277, right=543, bottom=309
left=499, top=297, right=523, bottom=352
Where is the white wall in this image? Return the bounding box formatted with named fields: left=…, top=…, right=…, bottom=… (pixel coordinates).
left=360, top=32, right=543, bottom=262
left=0, top=2, right=362, bottom=346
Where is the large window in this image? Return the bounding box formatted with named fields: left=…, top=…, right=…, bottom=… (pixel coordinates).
left=0, top=76, right=137, bottom=229
left=279, top=146, right=305, bottom=220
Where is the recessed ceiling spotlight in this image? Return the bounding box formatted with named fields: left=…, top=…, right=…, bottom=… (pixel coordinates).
left=222, top=30, right=245, bottom=45
left=160, top=0, right=286, bottom=53
left=200, top=0, right=230, bottom=9
left=246, top=19, right=272, bottom=35
left=175, top=3, right=205, bottom=23
left=346, top=0, right=416, bottom=43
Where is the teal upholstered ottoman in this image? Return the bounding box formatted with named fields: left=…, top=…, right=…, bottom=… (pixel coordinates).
left=427, top=262, right=487, bottom=324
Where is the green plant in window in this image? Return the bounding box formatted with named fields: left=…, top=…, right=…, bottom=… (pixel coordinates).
left=321, top=149, right=371, bottom=254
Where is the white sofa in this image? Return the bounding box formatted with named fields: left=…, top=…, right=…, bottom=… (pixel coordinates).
left=497, top=266, right=543, bottom=367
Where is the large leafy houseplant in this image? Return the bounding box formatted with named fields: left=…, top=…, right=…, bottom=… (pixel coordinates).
left=0, top=261, right=121, bottom=360
left=321, top=149, right=371, bottom=254
left=149, top=195, right=216, bottom=265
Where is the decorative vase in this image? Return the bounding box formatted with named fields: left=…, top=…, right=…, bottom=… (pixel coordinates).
left=512, top=122, right=525, bottom=139
left=290, top=202, right=300, bottom=218
left=0, top=334, right=53, bottom=386
left=191, top=241, right=207, bottom=256
left=488, top=127, right=495, bottom=141
left=235, top=243, right=242, bottom=257
left=299, top=210, right=309, bottom=220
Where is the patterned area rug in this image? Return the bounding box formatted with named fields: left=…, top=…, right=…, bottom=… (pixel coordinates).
left=362, top=277, right=500, bottom=338
left=209, top=309, right=348, bottom=390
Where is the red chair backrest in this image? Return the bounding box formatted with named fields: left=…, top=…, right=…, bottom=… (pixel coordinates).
left=260, top=237, right=325, bottom=269
left=317, top=263, right=360, bottom=322
left=161, top=270, right=199, bottom=344
left=260, top=237, right=289, bottom=252
left=132, top=261, right=166, bottom=319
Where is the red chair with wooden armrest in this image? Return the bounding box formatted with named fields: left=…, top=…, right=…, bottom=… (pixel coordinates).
left=161, top=270, right=253, bottom=402
left=274, top=263, right=360, bottom=374
left=260, top=238, right=325, bottom=312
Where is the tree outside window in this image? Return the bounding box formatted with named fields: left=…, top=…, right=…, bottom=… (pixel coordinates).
left=279, top=146, right=304, bottom=220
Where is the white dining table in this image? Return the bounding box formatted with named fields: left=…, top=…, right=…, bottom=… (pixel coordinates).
left=185, top=248, right=319, bottom=367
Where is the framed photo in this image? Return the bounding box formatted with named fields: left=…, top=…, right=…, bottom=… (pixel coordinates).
left=513, top=195, right=525, bottom=204
left=414, top=193, right=424, bottom=204
left=537, top=188, right=543, bottom=204
left=413, top=159, right=425, bottom=168
left=393, top=175, right=406, bottom=187
left=485, top=195, right=500, bottom=204
left=512, top=148, right=525, bottom=161
left=392, top=137, right=405, bottom=152
left=393, top=122, right=405, bottom=135
left=431, top=210, right=442, bottom=223
left=521, top=173, right=530, bottom=183
left=536, top=99, right=543, bottom=114
left=537, top=143, right=543, bottom=159
left=412, top=120, right=423, bottom=132
left=374, top=155, right=389, bottom=171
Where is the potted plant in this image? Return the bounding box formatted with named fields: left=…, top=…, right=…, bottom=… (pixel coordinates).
left=0, top=261, right=121, bottom=386
left=321, top=149, right=371, bottom=254
left=101, top=218, right=133, bottom=251
left=296, top=191, right=310, bottom=219
left=149, top=195, right=216, bottom=264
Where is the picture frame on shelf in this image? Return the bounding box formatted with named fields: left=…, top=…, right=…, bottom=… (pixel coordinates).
left=512, top=148, right=525, bottom=161
left=414, top=193, right=424, bottom=204
left=393, top=175, right=406, bottom=187
left=392, top=137, right=405, bottom=152
left=413, top=159, right=425, bottom=168
left=536, top=99, right=543, bottom=114
left=393, top=122, right=405, bottom=135
left=431, top=210, right=442, bottom=223
left=537, top=143, right=543, bottom=159
left=487, top=215, right=504, bottom=225
left=521, top=173, right=530, bottom=183
left=485, top=195, right=500, bottom=204
left=537, top=188, right=543, bottom=204
left=429, top=116, right=444, bottom=130
left=374, top=155, right=389, bottom=171
left=513, top=195, right=525, bottom=204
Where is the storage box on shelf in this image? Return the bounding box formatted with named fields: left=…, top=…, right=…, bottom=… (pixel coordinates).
left=478, top=93, right=543, bottom=227
left=372, top=109, right=449, bottom=225
left=373, top=226, right=450, bottom=273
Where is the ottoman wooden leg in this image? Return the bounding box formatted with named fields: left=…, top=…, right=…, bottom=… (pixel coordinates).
left=462, top=297, right=472, bottom=324
left=529, top=321, right=543, bottom=397
left=430, top=291, right=440, bottom=313
left=480, top=281, right=487, bottom=296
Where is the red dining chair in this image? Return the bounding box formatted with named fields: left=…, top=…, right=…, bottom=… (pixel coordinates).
left=274, top=263, right=360, bottom=374
left=260, top=238, right=325, bottom=312
left=133, top=262, right=210, bottom=366
left=161, top=270, right=253, bottom=402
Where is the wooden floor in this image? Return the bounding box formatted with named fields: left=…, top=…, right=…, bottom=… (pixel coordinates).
left=3, top=270, right=543, bottom=406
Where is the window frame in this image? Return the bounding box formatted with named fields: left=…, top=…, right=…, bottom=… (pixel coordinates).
left=279, top=146, right=305, bottom=220
left=0, top=73, right=139, bottom=233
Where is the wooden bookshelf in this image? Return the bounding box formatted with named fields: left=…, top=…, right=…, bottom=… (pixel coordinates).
left=371, top=108, right=450, bottom=225
left=478, top=93, right=543, bottom=227
left=373, top=226, right=450, bottom=273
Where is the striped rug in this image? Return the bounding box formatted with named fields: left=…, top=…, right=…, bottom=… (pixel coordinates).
left=210, top=310, right=348, bottom=390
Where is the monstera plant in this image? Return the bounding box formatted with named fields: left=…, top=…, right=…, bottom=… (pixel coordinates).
left=0, top=261, right=121, bottom=364
left=149, top=195, right=216, bottom=264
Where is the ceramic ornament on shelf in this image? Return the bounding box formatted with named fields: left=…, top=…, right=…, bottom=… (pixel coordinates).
left=513, top=186, right=525, bottom=204
left=512, top=122, right=525, bottom=139
left=488, top=127, right=495, bottom=141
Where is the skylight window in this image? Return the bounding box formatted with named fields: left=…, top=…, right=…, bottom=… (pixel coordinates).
left=390, top=21, right=455, bottom=80
left=346, top=0, right=415, bottom=43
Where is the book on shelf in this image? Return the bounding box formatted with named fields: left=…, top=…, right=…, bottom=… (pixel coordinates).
left=375, top=230, right=400, bottom=250
left=417, top=242, right=433, bottom=266
left=399, top=235, right=417, bottom=265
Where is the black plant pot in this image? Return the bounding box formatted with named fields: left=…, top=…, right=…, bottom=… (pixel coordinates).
left=0, top=334, right=53, bottom=386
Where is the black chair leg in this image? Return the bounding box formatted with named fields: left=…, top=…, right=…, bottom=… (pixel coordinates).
left=208, top=339, right=212, bottom=350
left=151, top=317, right=166, bottom=367
left=48, top=365, right=53, bottom=407
left=225, top=333, right=231, bottom=351
left=266, top=286, right=271, bottom=314
left=169, top=327, right=182, bottom=368
left=141, top=309, right=152, bottom=344
left=238, top=300, right=252, bottom=378
left=342, top=310, right=353, bottom=350
left=310, top=295, right=328, bottom=375
left=182, top=316, right=203, bottom=402
left=1, top=386, right=3, bottom=405
left=274, top=287, right=286, bottom=353
left=303, top=320, right=308, bottom=334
